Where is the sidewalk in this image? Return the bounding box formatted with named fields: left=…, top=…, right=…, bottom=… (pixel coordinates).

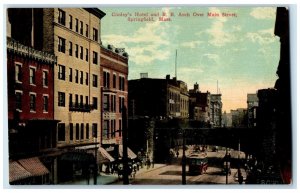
left=60, top=163, right=167, bottom=185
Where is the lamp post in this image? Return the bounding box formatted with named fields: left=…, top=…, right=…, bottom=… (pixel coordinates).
left=94, top=137, right=98, bottom=185
left=182, top=132, right=186, bottom=185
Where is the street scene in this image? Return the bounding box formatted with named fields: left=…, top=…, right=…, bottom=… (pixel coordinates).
left=6, top=6, right=292, bottom=186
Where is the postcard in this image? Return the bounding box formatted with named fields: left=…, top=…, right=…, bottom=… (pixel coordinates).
left=5, top=6, right=293, bottom=186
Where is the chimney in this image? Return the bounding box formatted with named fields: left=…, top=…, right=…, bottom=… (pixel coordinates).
left=194, top=82, right=199, bottom=92
left=166, top=74, right=170, bottom=80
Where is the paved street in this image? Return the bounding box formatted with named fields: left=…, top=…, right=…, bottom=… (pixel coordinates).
left=109, top=149, right=245, bottom=185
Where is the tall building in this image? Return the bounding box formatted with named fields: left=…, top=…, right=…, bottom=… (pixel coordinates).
left=128, top=74, right=189, bottom=119
left=7, top=9, right=58, bottom=184
left=100, top=44, right=129, bottom=147
left=210, top=94, right=222, bottom=127
left=247, top=93, right=259, bottom=128
left=188, top=83, right=211, bottom=125
left=7, top=8, right=107, bottom=184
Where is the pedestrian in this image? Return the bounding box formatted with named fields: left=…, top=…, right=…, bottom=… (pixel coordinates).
left=238, top=169, right=243, bottom=184
left=146, top=158, right=150, bottom=169
left=176, top=151, right=179, bottom=158
left=151, top=159, right=154, bottom=168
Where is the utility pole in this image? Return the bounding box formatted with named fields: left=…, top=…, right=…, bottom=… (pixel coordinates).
left=182, top=130, right=186, bottom=185
left=122, top=105, right=129, bottom=184
left=225, top=148, right=228, bottom=184
left=175, top=50, right=177, bottom=79
left=94, top=137, right=98, bottom=185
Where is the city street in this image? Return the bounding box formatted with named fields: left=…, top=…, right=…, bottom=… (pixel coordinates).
left=110, top=149, right=245, bottom=185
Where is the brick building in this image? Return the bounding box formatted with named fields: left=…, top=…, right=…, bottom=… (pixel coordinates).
left=100, top=44, right=129, bottom=147
left=7, top=8, right=107, bottom=184
left=7, top=8, right=58, bottom=184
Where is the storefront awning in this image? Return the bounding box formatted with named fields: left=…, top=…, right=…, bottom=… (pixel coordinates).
left=18, top=157, right=49, bottom=176
left=118, top=145, right=137, bottom=159
left=98, top=147, right=115, bottom=164
left=9, top=161, right=33, bottom=183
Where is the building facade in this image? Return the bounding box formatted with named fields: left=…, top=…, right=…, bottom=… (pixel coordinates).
left=189, top=83, right=211, bottom=125
left=41, top=8, right=105, bottom=150
left=247, top=93, right=259, bottom=128
left=210, top=94, right=222, bottom=127
left=128, top=75, right=189, bottom=119
left=100, top=44, right=129, bottom=146
left=7, top=8, right=58, bottom=184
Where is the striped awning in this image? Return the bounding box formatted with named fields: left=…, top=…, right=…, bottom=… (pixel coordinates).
left=9, top=161, right=33, bottom=183
left=98, top=147, right=115, bottom=163
left=18, top=157, right=49, bottom=176
left=118, top=145, right=137, bottom=159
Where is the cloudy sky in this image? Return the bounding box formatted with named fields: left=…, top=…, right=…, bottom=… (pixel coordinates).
left=100, top=6, right=280, bottom=112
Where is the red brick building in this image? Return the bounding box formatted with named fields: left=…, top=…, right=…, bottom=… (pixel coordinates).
left=100, top=45, right=128, bottom=148
left=7, top=37, right=58, bottom=184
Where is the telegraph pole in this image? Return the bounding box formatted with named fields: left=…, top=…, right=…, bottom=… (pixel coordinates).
left=182, top=130, right=186, bottom=185
left=225, top=148, right=228, bottom=184
left=122, top=105, right=129, bottom=184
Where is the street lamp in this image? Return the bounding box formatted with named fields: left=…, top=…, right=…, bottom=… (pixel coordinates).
left=182, top=130, right=186, bottom=185
left=94, top=137, right=98, bottom=185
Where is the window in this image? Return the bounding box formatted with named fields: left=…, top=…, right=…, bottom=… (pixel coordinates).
left=58, top=9, right=66, bottom=25
left=103, top=120, right=109, bottom=139
left=75, top=70, right=79, bottom=83
left=92, top=123, right=97, bottom=138
left=119, top=76, right=125, bottom=91
left=111, top=95, right=116, bottom=112
left=85, top=96, right=89, bottom=106
left=29, top=93, right=36, bottom=112
left=103, top=94, right=109, bottom=111
left=42, top=71, right=48, bottom=87
left=81, top=123, right=84, bottom=140
left=103, top=71, right=110, bottom=88
left=92, top=97, right=98, bottom=109
left=111, top=120, right=116, bottom=138
left=58, top=37, right=66, bottom=53
left=69, top=15, right=73, bottom=29
left=86, top=24, right=89, bottom=37
left=58, top=123, right=65, bottom=141
left=69, top=41, right=73, bottom=56
left=58, top=92, right=65, bottom=107
left=69, top=68, right=72, bottom=82
left=119, top=119, right=122, bottom=137
left=113, top=74, right=116, bottom=88
left=93, top=28, right=98, bottom=41
left=80, top=46, right=83, bottom=59
left=86, top=123, right=89, bottom=139
left=76, top=123, right=79, bottom=140
left=85, top=72, right=89, bottom=85
left=75, top=18, right=79, bottom=32
left=80, top=71, right=83, bottom=84
left=92, top=74, right=98, bottom=87
left=75, top=44, right=78, bottom=58
left=29, top=67, right=35, bottom=85
left=58, top=65, right=65, bottom=80
left=15, top=91, right=22, bottom=111
left=85, top=48, right=89, bottom=61
left=80, top=95, right=83, bottom=107
left=119, top=97, right=124, bottom=113
left=43, top=95, right=48, bottom=112
left=69, top=123, right=73, bottom=141
left=80, top=21, right=83, bottom=35
left=93, top=51, right=98, bottom=64
left=75, top=94, right=78, bottom=106
left=69, top=93, right=73, bottom=106
left=15, top=63, right=22, bottom=82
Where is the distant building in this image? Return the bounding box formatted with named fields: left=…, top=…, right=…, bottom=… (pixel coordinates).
left=231, top=108, right=247, bottom=128
left=247, top=93, right=259, bottom=128
left=128, top=74, right=189, bottom=119
left=100, top=44, right=129, bottom=146
left=189, top=83, right=211, bottom=124
left=210, top=94, right=222, bottom=127
left=222, top=111, right=232, bottom=127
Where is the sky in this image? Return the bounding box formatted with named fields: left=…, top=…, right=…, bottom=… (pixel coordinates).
left=102, top=7, right=279, bottom=112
